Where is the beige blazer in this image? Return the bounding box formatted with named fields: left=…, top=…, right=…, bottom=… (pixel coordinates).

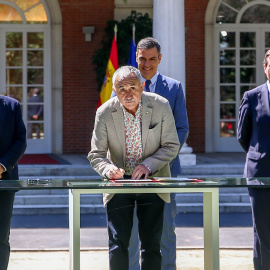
left=88, top=92, right=180, bottom=205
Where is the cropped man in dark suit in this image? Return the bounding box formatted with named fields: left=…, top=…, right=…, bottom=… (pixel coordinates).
left=0, top=95, right=27, bottom=270
left=237, top=49, right=270, bottom=270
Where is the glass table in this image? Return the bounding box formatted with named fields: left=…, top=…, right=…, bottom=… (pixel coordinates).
left=1, top=177, right=269, bottom=270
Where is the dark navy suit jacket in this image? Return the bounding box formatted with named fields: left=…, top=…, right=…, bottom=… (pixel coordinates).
left=111, top=73, right=189, bottom=176
left=154, top=74, right=189, bottom=176
left=0, top=96, right=27, bottom=180
left=237, top=83, right=270, bottom=177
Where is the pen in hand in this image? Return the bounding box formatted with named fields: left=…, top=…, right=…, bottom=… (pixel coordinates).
left=107, top=163, right=125, bottom=179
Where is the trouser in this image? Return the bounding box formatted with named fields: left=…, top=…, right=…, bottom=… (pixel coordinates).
left=0, top=191, right=15, bottom=270
left=128, top=193, right=177, bottom=270
left=106, top=193, right=164, bottom=270
left=248, top=188, right=270, bottom=270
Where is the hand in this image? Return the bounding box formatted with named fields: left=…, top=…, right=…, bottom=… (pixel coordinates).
left=132, top=164, right=150, bottom=180
left=106, top=165, right=125, bottom=179
left=0, top=165, right=4, bottom=178
left=32, top=115, right=38, bottom=120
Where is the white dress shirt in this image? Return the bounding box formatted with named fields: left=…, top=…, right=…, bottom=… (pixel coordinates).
left=140, top=72, right=159, bottom=93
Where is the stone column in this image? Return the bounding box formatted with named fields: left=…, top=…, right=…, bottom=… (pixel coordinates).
left=153, top=0, right=196, bottom=166
left=153, top=0, right=185, bottom=89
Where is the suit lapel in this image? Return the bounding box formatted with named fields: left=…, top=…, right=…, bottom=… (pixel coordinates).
left=155, top=73, right=167, bottom=96
left=258, top=83, right=270, bottom=115
left=111, top=101, right=126, bottom=161
left=141, top=94, right=153, bottom=152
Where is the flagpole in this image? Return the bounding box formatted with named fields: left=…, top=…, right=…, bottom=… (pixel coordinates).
left=114, top=24, right=118, bottom=41
left=132, top=24, right=135, bottom=41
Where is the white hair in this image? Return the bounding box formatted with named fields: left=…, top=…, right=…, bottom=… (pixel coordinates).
left=112, top=66, right=142, bottom=88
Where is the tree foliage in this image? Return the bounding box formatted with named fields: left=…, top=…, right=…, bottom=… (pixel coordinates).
left=92, top=10, right=153, bottom=91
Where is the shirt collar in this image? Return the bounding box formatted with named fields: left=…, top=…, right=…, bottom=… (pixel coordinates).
left=121, top=101, right=142, bottom=118
left=140, top=71, right=159, bottom=85
left=267, top=80, right=270, bottom=93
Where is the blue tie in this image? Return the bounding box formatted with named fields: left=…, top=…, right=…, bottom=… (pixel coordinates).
left=144, top=80, right=151, bottom=92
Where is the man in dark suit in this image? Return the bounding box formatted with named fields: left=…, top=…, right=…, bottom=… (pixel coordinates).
left=0, top=95, right=27, bottom=270
left=136, top=37, right=189, bottom=270
left=112, top=37, right=188, bottom=270
left=237, top=49, right=270, bottom=270
left=111, top=37, right=189, bottom=269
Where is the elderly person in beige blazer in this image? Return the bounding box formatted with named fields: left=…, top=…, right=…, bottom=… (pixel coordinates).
left=88, top=65, right=180, bottom=270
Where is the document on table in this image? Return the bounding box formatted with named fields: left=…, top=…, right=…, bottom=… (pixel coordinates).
left=111, top=178, right=204, bottom=183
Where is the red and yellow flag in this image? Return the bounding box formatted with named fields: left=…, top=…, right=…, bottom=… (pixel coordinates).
left=97, top=37, right=119, bottom=108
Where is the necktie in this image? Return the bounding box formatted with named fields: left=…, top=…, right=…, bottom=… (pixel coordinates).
left=144, top=80, right=151, bottom=92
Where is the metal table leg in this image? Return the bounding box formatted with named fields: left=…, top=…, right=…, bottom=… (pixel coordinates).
left=203, top=188, right=220, bottom=270
left=69, top=189, right=81, bottom=270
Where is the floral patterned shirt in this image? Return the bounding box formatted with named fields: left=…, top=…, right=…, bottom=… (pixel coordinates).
left=122, top=102, right=143, bottom=175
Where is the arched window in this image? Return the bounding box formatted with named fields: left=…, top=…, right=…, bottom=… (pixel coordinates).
left=211, top=1, right=270, bottom=151
left=0, top=0, right=51, bottom=153
left=0, top=1, right=47, bottom=24
left=241, top=5, right=270, bottom=23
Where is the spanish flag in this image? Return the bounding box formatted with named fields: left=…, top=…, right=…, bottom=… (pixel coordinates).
left=97, top=36, right=119, bottom=108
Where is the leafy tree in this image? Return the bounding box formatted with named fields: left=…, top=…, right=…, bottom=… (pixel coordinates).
left=92, top=10, right=152, bottom=91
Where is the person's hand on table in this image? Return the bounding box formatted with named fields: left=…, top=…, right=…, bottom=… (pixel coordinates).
left=106, top=165, right=125, bottom=179
left=132, top=164, right=150, bottom=180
